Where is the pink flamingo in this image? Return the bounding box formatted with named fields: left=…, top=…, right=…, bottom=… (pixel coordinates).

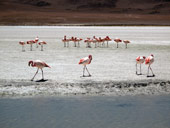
left=123, top=40, right=130, bottom=48
left=28, top=60, right=50, bottom=81
left=19, top=41, right=25, bottom=52
left=35, top=36, right=39, bottom=48
left=39, top=41, right=47, bottom=51
left=93, top=36, right=98, bottom=48
left=105, top=36, right=112, bottom=48
left=145, top=54, right=155, bottom=77
left=76, top=37, right=83, bottom=47
left=84, top=38, right=92, bottom=48
left=27, top=40, right=36, bottom=51
left=114, top=38, right=122, bottom=48
left=70, top=37, right=77, bottom=47
left=79, top=55, right=92, bottom=77
left=62, top=35, right=70, bottom=47
left=136, top=56, right=146, bottom=75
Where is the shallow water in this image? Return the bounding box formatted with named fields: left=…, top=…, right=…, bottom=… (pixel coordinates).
left=0, top=26, right=170, bottom=45
left=0, top=95, right=170, bottom=128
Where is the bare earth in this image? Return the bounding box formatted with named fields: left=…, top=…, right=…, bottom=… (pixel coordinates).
left=0, top=0, right=170, bottom=26
left=0, top=26, right=170, bottom=97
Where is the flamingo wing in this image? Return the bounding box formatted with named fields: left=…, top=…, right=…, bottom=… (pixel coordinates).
left=79, top=57, right=89, bottom=64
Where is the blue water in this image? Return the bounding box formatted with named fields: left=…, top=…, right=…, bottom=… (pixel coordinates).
left=0, top=95, right=170, bottom=128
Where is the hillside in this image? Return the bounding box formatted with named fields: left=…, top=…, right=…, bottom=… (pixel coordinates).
left=0, top=0, right=170, bottom=25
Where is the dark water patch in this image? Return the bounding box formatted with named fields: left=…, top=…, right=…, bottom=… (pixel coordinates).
left=0, top=95, right=170, bottom=128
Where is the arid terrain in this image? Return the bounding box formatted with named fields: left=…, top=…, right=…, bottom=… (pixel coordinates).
left=0, top=0, right=170, bottom=25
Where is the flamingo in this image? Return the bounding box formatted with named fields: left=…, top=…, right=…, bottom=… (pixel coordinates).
left=105, top=36, right=112, bottom=48
left=123, top=40, right=130, bottom=48
left=114, top=38, right=122, bottom=48
left=35, top=36, right=39, bottom=48
left=70, top=37, right=77, bottom=47
left=145, top=54, right=155, bottom=77
left=79, top=55, right=92, bottom=77
left=28, top=60, right=50, bottom=81
left=62, top=35, right=68, bottom=47
left=27, top=40, right=36, bottom=51
left=136, top=56, right=146, bottom=75
left=76, top=37, right=83, bottom=47
left=19, top=41, right=25, bottom=52
left=93, top=36, right=98, bottom=48
left=84, top=38, right=92, bottom=48
left=39, top=41, right=47, bottom=51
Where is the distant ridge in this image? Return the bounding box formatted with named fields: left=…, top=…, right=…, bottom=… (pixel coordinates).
left=0, top=0, right=170, bottom=25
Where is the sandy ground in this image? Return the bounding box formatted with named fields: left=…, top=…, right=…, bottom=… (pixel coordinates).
left=0, top=26, right=170, bottom=97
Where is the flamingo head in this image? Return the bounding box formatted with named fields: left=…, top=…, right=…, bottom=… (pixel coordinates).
left=143, top=56, right=146, bottom=59
left=151, top=54, right=154, bottom=57
left=28, top=61, right=33, bottom=66
left=88, top=55, right=92, bottom=60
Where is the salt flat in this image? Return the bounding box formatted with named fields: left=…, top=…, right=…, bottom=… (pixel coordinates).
left=0, top=26, right=170, bottom=97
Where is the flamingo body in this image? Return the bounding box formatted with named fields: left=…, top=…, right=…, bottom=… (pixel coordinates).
left=145, top=54, right=155, bottom=77
left=136, top=56, right=145, bottom=64
left=136, top=56, right=146, bottom=75
left=145, top=55, right=154, bottom=65
left=123, top=40, right=130, bottom=48
left=114, top=38, right=122, bottom=48
left=28, top=60, right=50, bottom=81
left=79, top=55, right=92, bottom=77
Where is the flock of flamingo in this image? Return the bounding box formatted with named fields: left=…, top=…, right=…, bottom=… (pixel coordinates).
left=28, top=54, right=154, bottom=81
left=18, top=35, right=154, bottom=80
left=62, top=35, right=130, bottom=48
left=19, top=36, right=47, bottom=51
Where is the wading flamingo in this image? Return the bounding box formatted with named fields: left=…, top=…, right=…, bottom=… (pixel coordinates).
left=35, top=36, right=39, bottom=48
left=105, top=36, right=112, bottom=48
left=19, top=41, right=25, bottom=52
left=27, top=40, right=36, bottom=51
left=62, top=35, right=70, bottom=47
left=70, top=37, right=77, bottom=47
left=28, top=60, right=50, bottom=81
left=39, top=41, right=47, bottom=51
left=93, top=36, right=98, bottom=48
left=123, top=40, right=130, bottom=48
left=145, top=54, right=155, bottom=77
left=79, top=55, right=92, bottom=77
left=84, top=38, right=92, bottom=48
left=114, top=38, right=122, bottom=48
left=136, top=56, right=146, bottom=75
left=76, top=37, right=83, bottom=47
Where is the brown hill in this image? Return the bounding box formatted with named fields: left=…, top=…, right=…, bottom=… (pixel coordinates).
left=0, top=0, right=170, bottom=25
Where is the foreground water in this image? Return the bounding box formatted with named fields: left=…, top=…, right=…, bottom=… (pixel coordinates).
left=0, top=95, right=170, bottom=128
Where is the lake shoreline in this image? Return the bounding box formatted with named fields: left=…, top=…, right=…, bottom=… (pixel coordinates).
left=0, top=79, right=170, bottom=98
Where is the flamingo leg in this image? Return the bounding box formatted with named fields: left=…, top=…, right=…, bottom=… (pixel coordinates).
left=41, top=68, right=44, bottom=80
left=74, top=41, right=76, bottom=47
left=149, top=66, right=155, bottom=76
left=107, top=41, right=109, bottom=48
left=41, top=45, right=43, bottom=51
left=30, top=44, right=33, bottom=51
left=140, top=64, right=142, bottom=75
left=67, top=42, right=69, bottom=47
left=36, top=43, right=38, bottom=48
left=31, top=68, right=39, bottom=81
left=82, top=66, right=85, bottom=77
left=64, top=42, right=66, bottom=47
left=117, top=43, right=118, bottom=48
left=147, top=65, right=150, bottom=76
left=78, top=41, right=80, bottom=47
left=126, top=43, right=127, bottom=48
left=22, top=45, right=25, bottom=52
left=85, top=66, right=91, bottom=76
left=136, top=63, right=138, bottom=75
